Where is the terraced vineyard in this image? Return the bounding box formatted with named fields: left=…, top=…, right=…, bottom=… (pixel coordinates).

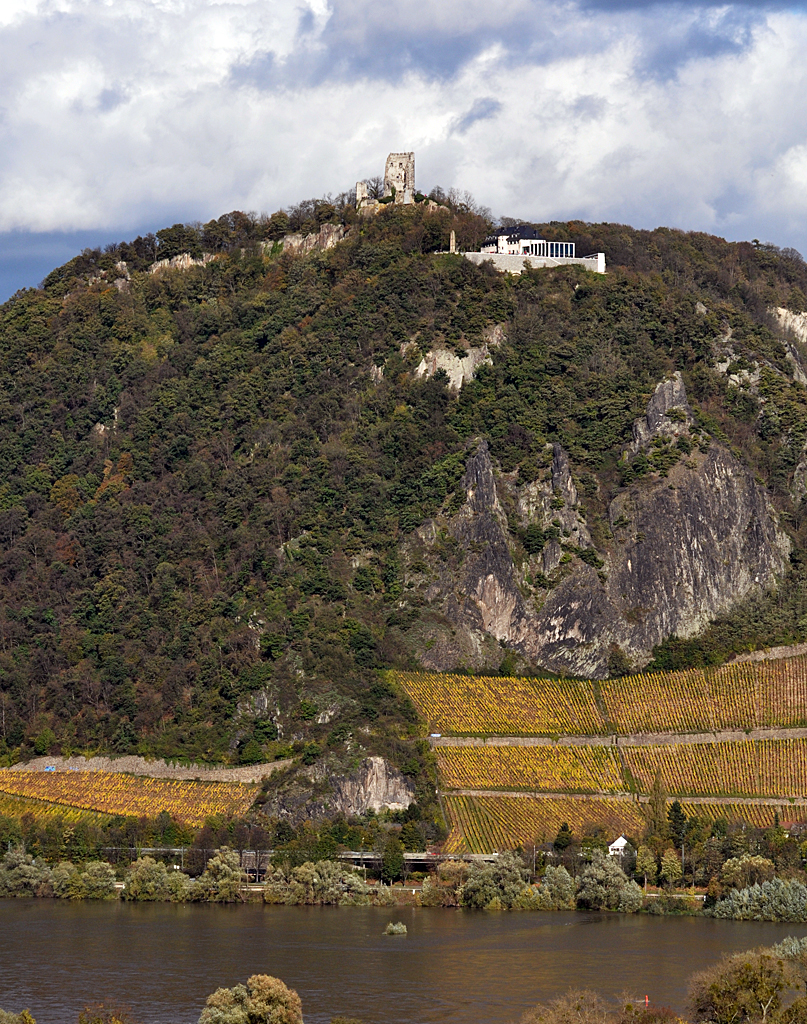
left=442, top=795, right=646, bottom=853
left=602, top=656, right=807, bottom=733
left=401, top=658, right=807, bottom=853
left=436, top=745, right=624, bottom=793
left=0, top=791, right=113, bottom=826
left=443, top=794, right=801, bottom=853
left=393, top=671, right=604, bottom=735
left=622, top=739, right=807, bottom=798
left=0, top=771, right=255, bottom=826
left=394, top=656, right=807, bottom=736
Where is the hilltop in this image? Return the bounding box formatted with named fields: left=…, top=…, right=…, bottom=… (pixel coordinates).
left=3, top=189, right=807, bottom=823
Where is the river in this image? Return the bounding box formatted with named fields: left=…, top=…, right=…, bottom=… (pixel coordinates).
left=1, top=901, right=805, bottom=1024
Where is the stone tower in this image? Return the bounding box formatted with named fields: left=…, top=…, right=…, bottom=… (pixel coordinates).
left=384, top=152, right=415, bottom=205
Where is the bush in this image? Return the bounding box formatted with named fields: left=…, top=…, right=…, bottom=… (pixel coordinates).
left=0, top=848, right=52, bottom=897
left=0, top=1012, right=35, bottom=1024
left=199, top=975, right=302, bottom=1024
left=460, top=851, right=530, bottom=910
left=689, top=950, right=790, bottom=1024
left=191, top=847, right=244, bottom=903
left=263, top=860, right=368, bottom=906
left=710, top=878, right=807, bottom=922
left=534, top=865, right=576, bottom=910
left=576, top=851, right=643, bottom=912
left=52, top=861, right=117, bottom=900
left=123, top=857, right=190, bottom=902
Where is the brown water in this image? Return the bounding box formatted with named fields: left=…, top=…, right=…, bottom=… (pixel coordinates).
left=1, top=901, right=806, bottom=1024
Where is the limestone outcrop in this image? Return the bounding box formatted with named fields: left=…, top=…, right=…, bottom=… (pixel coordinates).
left=330, top=756, right=415, bottom=815
left=402, top=376, right=791, bottom=677
left=413, top=325, right=505, bottom=390
left=257, top=755, right=415, bottom=823
left=280, top=223, right=346, bottom=255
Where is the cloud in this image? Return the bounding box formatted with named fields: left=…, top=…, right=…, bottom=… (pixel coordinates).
left=2, top=0, right=807, bottom=301
left=451, top=97, right=502, bottom=134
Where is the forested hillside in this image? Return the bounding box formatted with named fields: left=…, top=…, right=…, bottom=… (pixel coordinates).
left=3, top=193, right=807, bottom=789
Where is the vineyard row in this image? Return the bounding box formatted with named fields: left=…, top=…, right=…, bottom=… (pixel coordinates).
left=436, top=739, right=807, bottom=799
left=443, top=795, right=801, bottom=854
left=0, top=771, right=256, bottom=827
left=393, top=655, right=807, bottom=736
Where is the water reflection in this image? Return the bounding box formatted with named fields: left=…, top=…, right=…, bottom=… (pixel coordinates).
left=1, top=901, right=806, bottom=1024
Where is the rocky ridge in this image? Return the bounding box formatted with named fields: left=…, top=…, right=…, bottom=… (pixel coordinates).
left=402, top=374, right=791, bottom=677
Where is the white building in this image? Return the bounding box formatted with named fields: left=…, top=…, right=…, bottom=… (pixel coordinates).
left=481, top=225, right=576, bottom=258
left=608, top=835, right=630, bottom=857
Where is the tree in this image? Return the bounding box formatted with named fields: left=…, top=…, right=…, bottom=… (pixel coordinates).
left=689, top=952, right=790, bottom=1024
left=554, top=823, right=574, bottom=851
left=667, top=800, right=688, bottom=847
left=381, top=835, right=405, bottom=883
left=660, top=849, right=682, bottom=888
left=645, top=771, right=669, bottom=843
left=199, top=975, right=302, bottom=1024
left=575, top=851, right=643, bottom=912
left=721, top=855, right=776, bottom=891
left=636, top=845, right=657, bottom=890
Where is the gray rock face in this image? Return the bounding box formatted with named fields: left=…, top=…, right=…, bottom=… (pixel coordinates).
left=403, top=377, right=791, bottom=677
left=330, top=756, right=415, bottom=815
left=259, top=755, right=415, bottom=823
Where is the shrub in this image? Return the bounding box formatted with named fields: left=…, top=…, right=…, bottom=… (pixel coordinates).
left=123, top=857, right=190, bottom=902
left=461, top=851, right=530, bottom=910
left=263, top=860, right=368, bottom=906
left=0, top=849, right=52, bottom=898
left=535, top=865, right=576, bottom=910
left=52, top=861, right=117, bottom=900
left=383, top=921, right=407, bottom=935
left=576, top=851, right=643, bottom=912
left=0, top=1011, right=36, bottom=1024
left=710, top=878, right=807, bottom=922
left=198, top=975, right=302, bottom=1024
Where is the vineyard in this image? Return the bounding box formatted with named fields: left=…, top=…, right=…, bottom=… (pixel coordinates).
left=392, top=672, right=604, bottom=735
left=0, top=791, right=112, bottom=827
left=395, top=655, right=807, bottom=737
left=443, top=794, right=807, bottom=854
left=436, top=738, right=807, bottom=799
left=442, top=795, right=645, bottom=853
left=622, top=739, right=807, bottom=798
left=0, top=771, right=255, bottom=826
left=436, top=745, right=624, bottom=793
left=601, top=656, right=807, bottom=733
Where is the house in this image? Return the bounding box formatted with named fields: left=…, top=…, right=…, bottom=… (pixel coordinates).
left=608, top=835, right=630, bottom=857
left=480, top=225, right=576, bottom=258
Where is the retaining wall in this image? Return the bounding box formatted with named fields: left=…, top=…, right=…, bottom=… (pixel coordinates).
left=464, top=252, right=606, bottom=275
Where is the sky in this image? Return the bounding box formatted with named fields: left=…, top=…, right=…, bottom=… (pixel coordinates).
left=1, top=0, right=807, bottom=302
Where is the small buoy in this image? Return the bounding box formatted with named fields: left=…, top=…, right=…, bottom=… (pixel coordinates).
left=645, top=996, right=649, bottom=1008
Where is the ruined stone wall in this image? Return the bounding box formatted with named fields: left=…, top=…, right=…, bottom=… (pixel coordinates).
left=384, top=152, right=415, bottom=204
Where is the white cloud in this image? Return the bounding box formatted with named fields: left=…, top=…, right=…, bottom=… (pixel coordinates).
left=1, top=0, right=807, bottom=256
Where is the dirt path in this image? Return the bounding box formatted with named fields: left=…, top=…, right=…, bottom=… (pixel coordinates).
left=431, top=726, right=807, bottom=749
left=7, top=754, right=292, bottom=783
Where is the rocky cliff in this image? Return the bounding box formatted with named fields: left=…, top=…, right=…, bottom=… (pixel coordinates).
left=258, top=756, right=415, bottom=823
left=402, top=374, right=791, bottom=677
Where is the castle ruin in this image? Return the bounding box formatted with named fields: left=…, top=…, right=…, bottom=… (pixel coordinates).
left=356, top=152, right=416, bottom=210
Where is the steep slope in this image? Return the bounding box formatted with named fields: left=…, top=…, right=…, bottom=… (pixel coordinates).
left=2, top=200, right=807, bottom=792
left=404, top=376, right=790, bottom=677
